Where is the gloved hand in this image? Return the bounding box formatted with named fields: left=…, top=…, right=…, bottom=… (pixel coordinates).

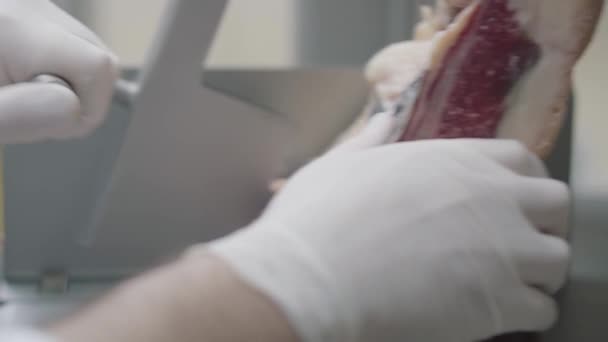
left=208, top=119, right=571, bottom=341
left=0, top=0, right=118, bottom=143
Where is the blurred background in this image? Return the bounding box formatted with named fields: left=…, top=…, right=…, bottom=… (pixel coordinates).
left=50, top=0, right=419, bottom=68
left=52, top=0, right=298, bottom=68
left=49, top=0, right=608, bottom=193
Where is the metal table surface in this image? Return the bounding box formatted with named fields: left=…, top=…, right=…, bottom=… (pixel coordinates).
left=0, top=281, right=113, bottom=328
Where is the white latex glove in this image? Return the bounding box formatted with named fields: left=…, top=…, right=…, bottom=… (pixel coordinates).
left=208, top=117, right=571, bottom=342
left=0, top=0, right=118, bottom=143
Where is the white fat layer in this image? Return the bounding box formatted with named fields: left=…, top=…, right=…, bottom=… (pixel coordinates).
left=498, top=54, right=570, bottom=147
left=365, top=1, right=477, bottom=107
left=365, top=40, right=432, bottom=108
left=498, top=0, right=585, bottom=148
left=508, top=0, right=591, bottom=55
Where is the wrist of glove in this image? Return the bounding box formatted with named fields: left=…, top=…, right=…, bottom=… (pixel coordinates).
left=0, top=0, right=118, bottom=143
left=207, top=221, right=357, bottom=342
left=206, top=114, right=571, bottom=342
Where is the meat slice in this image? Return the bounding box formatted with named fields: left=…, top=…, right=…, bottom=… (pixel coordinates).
left=364, top=0, right=604, bottom=158
left=401, top=0, right=541, bottom=141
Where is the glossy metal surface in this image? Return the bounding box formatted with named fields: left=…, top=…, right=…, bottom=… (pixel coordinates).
left=2, top=0, right=369, bottom=281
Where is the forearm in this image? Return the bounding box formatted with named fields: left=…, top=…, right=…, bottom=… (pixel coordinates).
left=50, top=249, right=298, bottom=342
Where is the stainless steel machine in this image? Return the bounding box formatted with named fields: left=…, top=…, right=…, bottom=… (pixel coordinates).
left=1, top=1, right=606, bottom=340
left=0, top=0, right=371, bottom=327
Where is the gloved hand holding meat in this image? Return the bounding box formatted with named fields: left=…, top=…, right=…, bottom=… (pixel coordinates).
left=273, top=0, right=603, bottom=194
left=348, top=1, right=603, bottom=340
